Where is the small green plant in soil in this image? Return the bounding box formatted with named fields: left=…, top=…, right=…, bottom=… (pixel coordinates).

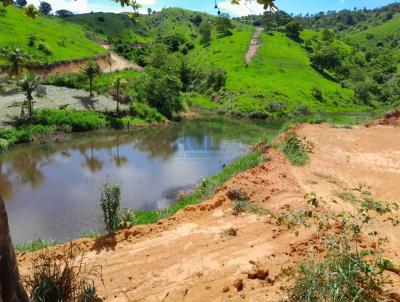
left=100, top=183, right=121, bottom=233
left=232, top=200, right=264, bottom=215
left=23, top=243, right=102, bottom=302
left=232, top=200, right=247, bottom=215
left=282, top=132, right=312, bottom=166
left=15, top=238, right=58, bottom=253
left=289, top=191, right=400, bottom=302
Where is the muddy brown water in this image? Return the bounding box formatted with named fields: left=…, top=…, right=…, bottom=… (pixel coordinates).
left=1, top=118, right=281, bottom=244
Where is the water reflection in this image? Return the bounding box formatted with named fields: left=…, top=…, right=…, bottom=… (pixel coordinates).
left=0, top=118, right=280, bottom=243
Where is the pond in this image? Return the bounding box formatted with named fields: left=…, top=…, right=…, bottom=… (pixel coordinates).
left=1, top=118, right=281, bottom=243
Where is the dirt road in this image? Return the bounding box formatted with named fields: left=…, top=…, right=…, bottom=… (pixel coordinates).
left=245, top=28, right=264, bottom=64
left=17, top=115, right=400, bottom=301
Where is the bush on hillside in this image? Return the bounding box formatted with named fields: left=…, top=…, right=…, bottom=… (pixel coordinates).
left=215, top=17, right=234, bottom=37
left=285, top=21, right=302, bottom=40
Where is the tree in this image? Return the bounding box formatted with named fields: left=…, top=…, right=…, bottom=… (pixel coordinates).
left=191, top=14, right=203, bottom=26
left=38, top=1, right=52, bottom=15
left=285, top=21, right=302, bottom=40
left=0, top=47, right=30, bottom=77
left=215, top=17, right=234, bottom=37
left=274, top=10, right=292, bottom=27
left=55, top=9, right=73, bottom=17
left=20, top=72, right=39, bottom=117
left=0, top=195, right=29, bottom=302
left=110, top=77, right=127, bottom=113
left=321, top=28, right=334, bottom=41
left=15, top=0, right=27, bottom=8
left=147, top=7, right=151, bottom=15
left=82, top=60, right=101, bottom=97
left=199, top=22, right=212, bottom=45
left=311, top=46, right=342, bottom=72
left=140, top=67, right=183, bottom=119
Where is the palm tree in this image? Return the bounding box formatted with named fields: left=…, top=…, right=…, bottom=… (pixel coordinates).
left=19, top=72, right=39, bottom=117
left=0, top=195, right=29, bottom=302
left=82, top=60, right=101, bottom=97
left=110, top=77, right=127, bottom=114
left=0, top=48, right=30, bottom=78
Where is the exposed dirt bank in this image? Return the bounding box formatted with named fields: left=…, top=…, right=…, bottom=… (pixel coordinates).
left=17, top=117, right=400, bottom=301
left=28, top=48, right=142, bottom=77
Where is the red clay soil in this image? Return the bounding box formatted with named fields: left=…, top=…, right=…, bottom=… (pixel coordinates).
left=17, top=118, right=400, bottom=301
left=367, top=109, right=400, bottom=126
left=29, top=52, right=142, bottom=77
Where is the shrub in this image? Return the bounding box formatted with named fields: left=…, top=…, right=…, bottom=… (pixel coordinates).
left=282, top=132, right=312, bottom=165
left=137, top=68, right=183, bottom=119
left=292, top=103, right=311, bottom=116
left=38, top=43, right=52, bottom=56
left=311, top=87, right=323, bottom=101
left=285, top=21, right=302, bottom=40
left=32, top=109, right=107, bottom=132
left=290, top=192, right=398, bottom=302
left=130, top=102, right=166, bottom=123
left=268, top=101, right=287, bottom=113
left=0, top=138, right=8, bottom=152
left=23, top=244, right=102, bottom=302
left=100, top=183, right=121, bottom=233
left=215, top=17, right=234, bottom=37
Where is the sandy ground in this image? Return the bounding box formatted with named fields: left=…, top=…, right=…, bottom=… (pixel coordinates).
left=17, top=116, right=400, bottom=301
left=245, top=28, right=264, bottom=64
left=101, top=45, right=143, bottom=73
left=0, top=85, right=127, bottom=125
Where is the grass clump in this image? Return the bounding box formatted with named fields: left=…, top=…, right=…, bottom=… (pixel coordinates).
left=23, top=243, right=102, bottom=302
left=15, top=238, right=58, bottom=253
left=282, top=132, right=313, bottom=166
left=32, top=109, right=107, bottom=132
left=0, top=138, right=9, bottom=152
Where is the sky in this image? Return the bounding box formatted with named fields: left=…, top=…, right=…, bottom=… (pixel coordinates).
left=26, top=0, right=398, bottom=16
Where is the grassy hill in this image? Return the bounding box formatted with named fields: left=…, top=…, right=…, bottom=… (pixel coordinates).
left=67, top=8, right=217, bottom=41
left=0, top=6, right=106, bottom=64
left=189, top=28, right=361, bottom=116
left=346, top=14, right=400, bottom=50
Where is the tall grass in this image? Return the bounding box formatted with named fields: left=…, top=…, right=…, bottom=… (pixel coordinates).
left=15, top=239, right=58, bottom=253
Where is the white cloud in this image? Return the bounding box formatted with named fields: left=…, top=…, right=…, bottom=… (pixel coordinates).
left=26, top=0, right=156, bottom=14
left=218, top=0, right=264, bottom=17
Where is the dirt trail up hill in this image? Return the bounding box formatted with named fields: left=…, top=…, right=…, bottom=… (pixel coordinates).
left=18, top=113, right=400, bottom=301
left=245, top=28, right=264, bottom=64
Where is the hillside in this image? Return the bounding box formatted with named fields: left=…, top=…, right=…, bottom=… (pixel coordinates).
left=0, top=6, right=106, bottom=64
left=189, top=28, right=360, bottom=116
left=346, top=13, right=400, bottom=50
left=67, top=8, right=218, bottom=41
